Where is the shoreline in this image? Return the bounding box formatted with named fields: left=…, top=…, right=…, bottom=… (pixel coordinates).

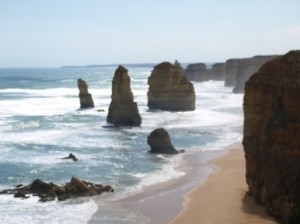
left=88, top=143, right=231, bottom=224
left=171, top=144, right=278, bottom=224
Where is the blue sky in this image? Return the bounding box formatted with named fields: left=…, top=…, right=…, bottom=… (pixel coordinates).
left=0, top=0, right=299, bottom=67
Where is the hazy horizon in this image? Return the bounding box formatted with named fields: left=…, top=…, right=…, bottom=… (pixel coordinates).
left=1, top=0, right=300, bottom=67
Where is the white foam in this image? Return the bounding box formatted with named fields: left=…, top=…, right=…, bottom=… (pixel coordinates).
left=0, top=195, right=97, bottom=224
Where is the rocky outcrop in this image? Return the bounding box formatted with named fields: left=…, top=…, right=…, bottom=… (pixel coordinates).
left=233, top=55, right=278, bottom=93
left=147, top=128, right=180, bottom=154
left=77, top=78, right=94, bottom=108
left=210, top=63, right=225, bottom=80
left=107, top=65, right=141, bottom=126
left=243, top=50, right=300, bottom=223
left=185, top=63, right=208, bottom=81
left=0, top=177, right=114, bottom=202
left=148, top=62, right=196, bottom=111
left=61, top=153, right=78, bottom=161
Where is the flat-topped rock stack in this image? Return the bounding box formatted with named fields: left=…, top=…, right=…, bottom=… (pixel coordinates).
left=77, top=78, right=94, bottom=108
left=185, top=63, right=208, bottom=82
left=148, top=62, right=196, bottom=111
left=243, top=50, right=300, bottom=223
left=107, top=65, right=141, bottom=126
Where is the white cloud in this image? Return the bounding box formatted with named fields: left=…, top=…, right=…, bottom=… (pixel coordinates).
left=217, top=21, right=234, bottom=28
left=285, top=26, right=300, bottom=35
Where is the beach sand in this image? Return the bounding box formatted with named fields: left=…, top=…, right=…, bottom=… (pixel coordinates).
left=170, top=144, right=278, bottom=224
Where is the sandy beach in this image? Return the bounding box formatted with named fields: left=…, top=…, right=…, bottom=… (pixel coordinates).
left=170, top=144, right=278, bottom=224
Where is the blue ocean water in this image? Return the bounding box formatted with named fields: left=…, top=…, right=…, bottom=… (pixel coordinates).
left=0, top=67, right=243, bottom=224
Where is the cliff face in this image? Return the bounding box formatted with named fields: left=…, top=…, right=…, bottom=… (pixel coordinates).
left=233, top=55, right=278, bottom=93
left=243, top=50, right=300, bottom=223
left=185, top=63, right=208, bottom=82
left=148, top=62, right=196, bottom=111
left=107, top=66, right=141, bottom=126
left=77, top=78, right=94, bottom=108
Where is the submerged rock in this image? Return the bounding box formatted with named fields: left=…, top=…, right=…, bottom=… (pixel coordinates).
left=147, top=128, right=180, bottom=154
left=61, top=153, right=78, bottom=161
left=77, top=78, right=94, bottom=108
left=0, top=177, right=114, bottom=202
left=107, top=65, right=141, bottom=126
left=243, top=50, right=300, bottom=223
left=148, top=62, right=196, bottom=111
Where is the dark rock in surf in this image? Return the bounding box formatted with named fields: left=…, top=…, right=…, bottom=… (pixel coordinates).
left=107, top=65, right=142, bottom=126
left=147, top=128, right=179, bottom=154
left=61, top=153, right=78, bottom=161
left=0, top=177, right=114, bottom=202
left=77, top=78, right=94, bottom=108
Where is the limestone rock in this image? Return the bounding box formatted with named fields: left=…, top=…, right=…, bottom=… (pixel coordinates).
left=224, top=59, right=239, bottom=87
left=147, top=128, right=179, bottom=154
left=148, top=62, right=196, bottom=111
left=185, top=63, right=208, bottom=82
left=77, top=78, right=94, bottom=108
left=210, top=63, right=225, bottom=80
left=107, top=65, right=141, bottom=126
left=243, top=50, right=300, bottom=223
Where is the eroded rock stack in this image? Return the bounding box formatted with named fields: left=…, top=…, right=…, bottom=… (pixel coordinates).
left=77, top=78, right=94, bottom=108
left=243, top=50, right=300, bottom=223
left=185, top=63, right=208, bottom=81
left=148, top=62, right=196, bottom=111
left=107, top=65, right=141, bottom=126
left=147, top=128, right=179, bottom=154
left=210, top=63, right=225, bottom=80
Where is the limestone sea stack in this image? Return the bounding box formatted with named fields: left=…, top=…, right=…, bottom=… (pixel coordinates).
left=210, top=62, right=225, bottom=81
left=77, top=78, right=94, bottom=108
left=147, top=128, right=179, bottom=154
left=107, top=65, right=141, bottom=126
left=243, top=50, right=300, bottom=223
left=148, top=62, right=196, bottom=111
left=185, top=63, right=208, bottom=82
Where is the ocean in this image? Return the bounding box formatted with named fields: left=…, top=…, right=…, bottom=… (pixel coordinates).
left=0, top=66, right=243, bottom=224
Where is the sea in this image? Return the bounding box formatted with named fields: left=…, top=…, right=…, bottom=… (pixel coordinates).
left=0, top=66, right=243, bottom=224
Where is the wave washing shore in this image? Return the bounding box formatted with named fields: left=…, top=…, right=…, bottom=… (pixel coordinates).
left=0, top=67, right=243, bottom=224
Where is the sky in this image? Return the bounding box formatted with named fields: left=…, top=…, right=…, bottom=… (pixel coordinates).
left=0, top=0, right=300, bottom=67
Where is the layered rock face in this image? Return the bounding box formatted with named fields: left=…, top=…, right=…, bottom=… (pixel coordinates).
left=233, top=55, right=278, bottom=93
left=210, top=63, right=225, bottom=80
left=185, top=63, right=208, bottom=81
left=77, top=78, right=94, bottom=108
left=243, top=50, right=300, bottom=223
left=107, top=65, right=141, bottom=126
left=147, top=128, right=179, bottom=154
left=148, top=62, right=196, bottom=111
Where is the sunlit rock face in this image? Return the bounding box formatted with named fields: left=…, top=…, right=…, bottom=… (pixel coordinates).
left=107, top=65, right=141, bottom=126
left=243, top=50, right=300, bottom=223
left=148, top=62, right=196, bottom=111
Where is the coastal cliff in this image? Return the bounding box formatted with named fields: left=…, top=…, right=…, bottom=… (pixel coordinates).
left=107, top=65, right=141, bottom=126
left=233, top=55, right=278, bottom=93
left=210, top=63, right=225, bottom=81
left=148, top=62, right=196, bottom=111
left=243, top=50, right=300, bottom=223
